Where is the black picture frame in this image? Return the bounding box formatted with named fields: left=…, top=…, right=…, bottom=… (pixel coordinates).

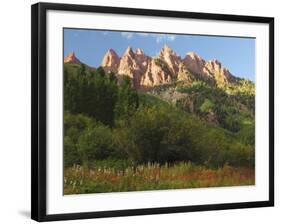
left=31, top=2, right=274, bottom=222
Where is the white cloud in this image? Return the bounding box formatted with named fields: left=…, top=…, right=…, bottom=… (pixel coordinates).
left=155, top=35, right=164, bottom=43
left=120, top=32, right=176, bottom=43
left=136, top=33, right=149, bottom=37
left=167, top=35, right=176, bottom=41
left=121, top=32, right=134, bottom=39
left=155, top=34, right=176, bottom=43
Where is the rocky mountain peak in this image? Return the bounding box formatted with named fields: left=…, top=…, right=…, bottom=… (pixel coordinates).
left=101, top=49, right=120, bottom=73
left=186, top=52, right=204, bottom=61
left=135, top=48, right=144, bottom=55
left=160, top=44, right=176, bottom=55
left=183, top=52, right=207, bottom=78
left=118, top=47, right=143, bottom=88
left=183, top=53, right=237, bottom=86
left=205, top=59, right=236, bottom=86
left=103, top=48, right=119, bottom=59
left=107, top=48, right=118, bottom=55
left=65, top=46, right=240, bottom=89
left=124, top=46, right=134, bottom=57
left=158, top=44, right=180, bottom=77
left=208, top=59, right=222, bottom=68
left=205, top=59, right=225, bottom=73
left=64, top=52, right=81, bottom=64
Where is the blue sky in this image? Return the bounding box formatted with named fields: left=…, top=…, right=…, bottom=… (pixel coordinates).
left=64, top=28, right=255, bottom=81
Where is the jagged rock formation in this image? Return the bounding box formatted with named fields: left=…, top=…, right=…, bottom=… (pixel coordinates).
left=183, top=52, right=208, bottom=78
left=101, top=49, right=120, bottom=73
left=205, top=59, right=236, bottom=87
left=158, top=45, right=181, bottom=77
left=64, top=46, right=238, bottom=89
left=118, top=46, right=150, bottom=88
left=141, top=58, right=172, bottom=86
left=183, top=52, right=236, bottom=87
left=64, top=52, right=81, bottom=64
left=64, top=52, right=96, bottom=71
left=177, top=62, right=193, bottom=83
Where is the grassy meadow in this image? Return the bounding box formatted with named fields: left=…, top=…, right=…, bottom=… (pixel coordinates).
left=64, top=162, right=254, bottom=194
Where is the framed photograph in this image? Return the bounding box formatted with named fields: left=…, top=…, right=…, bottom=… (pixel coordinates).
left=31, top=2, right=274, bottom=222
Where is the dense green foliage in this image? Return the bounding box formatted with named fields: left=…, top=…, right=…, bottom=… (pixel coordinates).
left=173, top=80, right=255, bottom=133
left=64, top=64, right=118, bottom=126
left=64, top=63, right=255, bottom=171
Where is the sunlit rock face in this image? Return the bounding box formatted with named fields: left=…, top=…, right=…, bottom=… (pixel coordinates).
left=65, top=46, right=238, bottom=89
left=101, top=49, right=120, bottom=73
left=64, top=52, right=81, bottom=64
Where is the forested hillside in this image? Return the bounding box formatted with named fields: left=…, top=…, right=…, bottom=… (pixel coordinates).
left=63, top=59, right=255, bottom=194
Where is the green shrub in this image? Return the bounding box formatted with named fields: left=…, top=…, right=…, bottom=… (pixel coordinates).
left=199, top=98, right=214, bottom=113
left=78, top=123, right=114, bottom=167
left=64, top=112, right=97, bottom=167
left=64, top=136, right=81, bottom=167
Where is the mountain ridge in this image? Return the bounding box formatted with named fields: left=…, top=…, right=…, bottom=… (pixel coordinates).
left=64, top=45, right=249, bottom=89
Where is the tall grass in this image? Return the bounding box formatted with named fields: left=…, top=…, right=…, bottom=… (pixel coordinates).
left=64, top=162, right=254, bottom=194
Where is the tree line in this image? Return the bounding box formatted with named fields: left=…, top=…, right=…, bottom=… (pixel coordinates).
left=64, top=63, right=254, bottom=169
